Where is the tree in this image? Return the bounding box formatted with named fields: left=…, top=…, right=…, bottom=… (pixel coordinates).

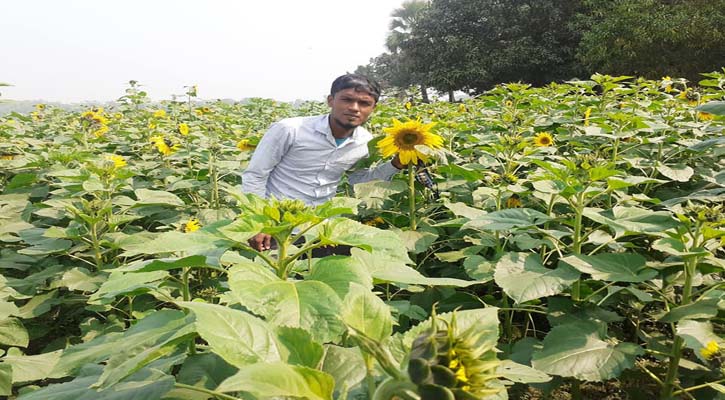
left=575, top=0, right=725, bottom=81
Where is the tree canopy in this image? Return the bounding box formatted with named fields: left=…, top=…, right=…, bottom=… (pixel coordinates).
left=357, top=0, right=725, bottom=98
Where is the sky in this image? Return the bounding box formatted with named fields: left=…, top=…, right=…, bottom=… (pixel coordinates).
left=1, top=0, right=407, bottom=103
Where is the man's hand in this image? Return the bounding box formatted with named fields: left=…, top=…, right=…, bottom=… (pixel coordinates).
left=248, top=233, right=272, bottom=251
left=391, top=154, right=406, bottom=169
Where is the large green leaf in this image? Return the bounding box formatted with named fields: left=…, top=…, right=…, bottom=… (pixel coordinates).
left=657, top=164, right=694, bottom=182
left=531, top=321, right=642, bottom=381
left=17, top=367, right=175, bottom=400
left=352, top=248, right=476, bottom=287
left=217, top=361, right=334, bottom=400
left=3, top=349, right=62, bottom=383
left=463, top=208, right=552, bottom=231
left=276, top=326, right=324, bottom=368
left=89, top=271, right=168, bottom=302
left=229, top=279, right=344, bottom=343
left=0, top=317, right=29, bottom=347
left=0, top=363, right=10, bottom=397
left=494, top=252, right=579, bottom=304
left=119, top=230, right=232, bottom=257
left=309, top=219, right=411, bottom=263
left=352, top=180, right=407, bottom=208
left=398, top=308, right=500, bottom=353
left=178, top=301, right=283, bottom=367
left=397, top=229, right=439, bottom=254
left=133, top=188, right=184, bottom=207
left=116, top=255, right=209, bottom=273
left=697, top=101, right=725, bottom=115
left=94, top=324, right=195, bottom=389
left=582, top=206, right=677, bottom=238
left=175, top=353, right=238, bottom=390
left=53, top=310, right=192, bottom=377
left=306, top=256, right=373, bottom=299
left=497, top=360, right=551, bottom=383
left=659, top=297, right=720, bottom=323
left=340, top=283, right=393, bottom=343
left=320, top=345, right=366, bottom=394
left=559, top=253, right=656, bottom=282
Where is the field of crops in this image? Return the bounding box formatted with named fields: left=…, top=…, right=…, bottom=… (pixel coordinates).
left=1, top=73, right=724, bottom=400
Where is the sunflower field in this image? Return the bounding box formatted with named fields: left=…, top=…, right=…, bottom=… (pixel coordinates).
left=1, top=72, right=725, bottom=400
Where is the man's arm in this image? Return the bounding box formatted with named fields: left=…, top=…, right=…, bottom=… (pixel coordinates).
left=241, top=123, right=293, bottom=198
left=347, top=155, right=404, bottom=186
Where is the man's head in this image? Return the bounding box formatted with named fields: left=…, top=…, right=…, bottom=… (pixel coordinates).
left=330, top=74, right=381, bottom=103
left=327, top=74, right=381, bottom=137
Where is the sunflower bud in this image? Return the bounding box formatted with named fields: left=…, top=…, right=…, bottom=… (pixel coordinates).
left=406, top=311, right=502, bottom=400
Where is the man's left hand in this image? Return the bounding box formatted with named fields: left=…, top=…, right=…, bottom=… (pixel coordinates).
left=391, top=154, right=405, bottom=169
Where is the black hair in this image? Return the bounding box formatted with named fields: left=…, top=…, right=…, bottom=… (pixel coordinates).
left=330, top=74, right=381, bottom=103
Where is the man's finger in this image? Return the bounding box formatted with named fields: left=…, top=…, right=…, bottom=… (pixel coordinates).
left=263, top=234, right=272, bottom=250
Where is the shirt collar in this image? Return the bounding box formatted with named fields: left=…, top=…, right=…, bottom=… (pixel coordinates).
left=314, top=114, right=369, bottom=143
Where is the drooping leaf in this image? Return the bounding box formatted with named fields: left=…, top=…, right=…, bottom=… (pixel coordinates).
left=276, top=326, right=324, bottom=368
left=340, top=283, right=393, bottom=343
left=352, top=248, right=476, bottom=287
left=559, top=253, right=656, bottom=282
left=178, top=301, right=283, bottom=367
left=4, top=349, right=62, bottom=383
left=133, top=188, right=184, bottom=207
left=531, top=321, right=642, bottom=381
left=217, top=361, right=334, bottom=400
left=0, top=317, right=29, bottom=347
left=463, top=208, right=552, bottom=231
left=494, top=252, right=579, bottom=304
left=320, top=345, right=366, bottom=394
left=229, top=279, right=344, bottom=344
left=306, top=256, right=373, bottom=299
left=497, top=360, right=551, bottom=383
left=582, top=206, right=677, bottom=238
left=175, top=352, right=238, bottom=390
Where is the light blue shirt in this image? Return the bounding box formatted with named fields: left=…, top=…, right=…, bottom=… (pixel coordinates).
left=242, top=115, right=400, bottom=206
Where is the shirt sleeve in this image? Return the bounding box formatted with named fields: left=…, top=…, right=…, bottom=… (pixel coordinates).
left=241, top=123, right=293, bottom=198
left=347, top=160, right=401, bottom=186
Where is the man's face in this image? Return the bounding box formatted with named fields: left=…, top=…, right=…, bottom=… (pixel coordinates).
left=327, top=88, right=376, bottom=134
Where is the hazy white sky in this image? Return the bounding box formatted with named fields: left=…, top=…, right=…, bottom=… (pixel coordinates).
left=2, top=0, right=406, bottom=103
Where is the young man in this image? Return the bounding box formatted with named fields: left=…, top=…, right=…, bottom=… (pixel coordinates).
left=242, top=74, right=404, bottom=251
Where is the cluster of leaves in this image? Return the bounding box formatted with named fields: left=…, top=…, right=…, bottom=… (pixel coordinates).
left=357, top=0, right=725, bottom=96
left=0, top=73, right=724, bottom=399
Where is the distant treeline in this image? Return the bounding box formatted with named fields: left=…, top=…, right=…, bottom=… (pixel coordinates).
left=356, top=0, right=725, bottom=99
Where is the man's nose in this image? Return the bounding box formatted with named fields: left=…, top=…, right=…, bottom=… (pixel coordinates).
left=348, top=102, right=360, bottom=111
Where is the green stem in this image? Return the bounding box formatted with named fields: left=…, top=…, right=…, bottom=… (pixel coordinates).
left=661, top=242, right=700, bottom=399
left=501, top=293, right=513, bottom=344
left=571, top=192, right=584, bottom=301
left=181, top=267, right=196, bottom=355
left=173, top=383, right=243, bottom=400
left=408, top=163, right=416, bottom=230
left=365, top=354, right=376, bottom=400
left=571, top=379, right=582, bottom=400
left=90, top=221, right=103, bottom=271
left=674, top=378, right=725, bottom=396
left=277, top=239, right=288, bottom=279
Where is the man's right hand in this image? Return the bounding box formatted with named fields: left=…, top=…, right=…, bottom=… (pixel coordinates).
left=248, top=233, right=272, bottom=251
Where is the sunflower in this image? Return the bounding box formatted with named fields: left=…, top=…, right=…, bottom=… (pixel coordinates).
left=183, top=218, right=201, bottom=233
left=236, top=139, right=256, bottom=151
left=178, top=123, right=190, bottom=136
left=153, top=109, right=167, bottom=118
left=701, top=341, right=720, bottom=360
left=106, top=154, right=126, bottom=168
left=150, top=135, right=179, bottom=156
left=533, top=132, right=554, bottom=147
left=698, top=112, right=714, bottom=121
left=378, top=119, right=443, bottom=165
left=93, top=125, right=109, bottom=138
left=505, top=195, right=522, bottom=208
left=583, top=107, right=592, bottom=126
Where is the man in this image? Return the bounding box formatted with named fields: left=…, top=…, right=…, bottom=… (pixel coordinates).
left=242, top=74, right=404, bottom=251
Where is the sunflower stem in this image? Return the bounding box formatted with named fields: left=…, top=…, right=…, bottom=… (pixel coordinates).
left=408, top=163, right=416, bottom=230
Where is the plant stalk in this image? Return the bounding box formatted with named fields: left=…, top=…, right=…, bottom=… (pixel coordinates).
left=408, top=163, right=416, bottom=230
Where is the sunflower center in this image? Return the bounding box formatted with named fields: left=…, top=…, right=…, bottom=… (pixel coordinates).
left=401, top=131, right=420, bottom=146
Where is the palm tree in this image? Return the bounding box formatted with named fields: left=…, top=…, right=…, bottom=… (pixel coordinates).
left=385, top=1, right=431, bottom=102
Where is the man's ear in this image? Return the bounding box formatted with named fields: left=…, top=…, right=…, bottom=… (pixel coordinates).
left=326, top=95, right=334, bottom=107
